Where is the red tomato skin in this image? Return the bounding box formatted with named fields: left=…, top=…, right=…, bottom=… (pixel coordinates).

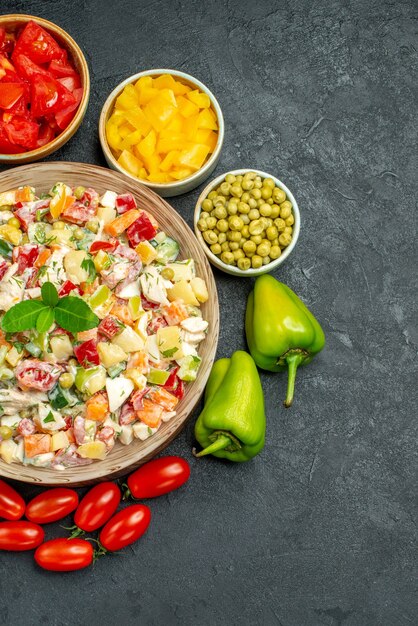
left=25, top=488, right=79, bottom=524
left=0, top=479, right=25, bottom=521
left=35, top=538, right=93, bottom=571
left=127, top=456, right=191, bottom=499
left=74, top=482, right=121, bottom=532
left=0, top=521, right=44, bottom=551
left=99, top=504, right=151, bottom=552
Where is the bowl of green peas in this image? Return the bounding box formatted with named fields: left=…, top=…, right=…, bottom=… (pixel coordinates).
left=194, top=169, right=300, bottom=276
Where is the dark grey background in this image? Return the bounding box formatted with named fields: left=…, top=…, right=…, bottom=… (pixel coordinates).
left=0, top=1, right=417, bottom=624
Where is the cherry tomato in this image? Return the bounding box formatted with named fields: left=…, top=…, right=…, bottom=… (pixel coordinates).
left=127, top=456, right=190, bottom=499
left=0, top=521, right=44, bottom=551
left=0, top=479, right=25, bottom=521
left=74, top=482, right=121, bottom=532
left=99, top=504, right=151, bottom=552
left=25, top=488, right=79, bottom=524
left=35, top=538, right=93, bottom=571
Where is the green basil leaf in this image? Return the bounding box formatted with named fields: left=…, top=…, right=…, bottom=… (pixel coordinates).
left=36, top=307, right=55, bottom=332
left=0, top=238, right=13, bottom=259
left=54, top=296, right=99, bottom=332
left=41, top=282, right=59, bottom=307
left=1, top=300, right=48, bottom=332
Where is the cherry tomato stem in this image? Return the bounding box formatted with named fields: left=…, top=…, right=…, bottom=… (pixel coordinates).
left=0, top=479, right=25, bottom=521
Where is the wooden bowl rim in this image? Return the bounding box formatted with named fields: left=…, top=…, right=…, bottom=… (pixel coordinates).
left=0, top=14, right=90, bottom=164
left=0, top=161, right=219, bottom=485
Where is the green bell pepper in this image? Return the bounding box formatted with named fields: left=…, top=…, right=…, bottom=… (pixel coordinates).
left=246, top=274, right=325, bottom=407
left=193, top=351, right=265, bottom=462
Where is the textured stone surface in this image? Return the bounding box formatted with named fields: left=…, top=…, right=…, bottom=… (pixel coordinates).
left=0, top=1, right=417, bottom=624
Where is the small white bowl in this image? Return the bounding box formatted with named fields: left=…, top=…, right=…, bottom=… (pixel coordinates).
left=194, top=169, right=300, bottom=277
left=99, top=69, right=224, bottom=197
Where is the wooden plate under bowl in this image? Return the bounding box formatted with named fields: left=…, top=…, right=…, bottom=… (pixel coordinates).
left=0, top=162, right=219, bottom=486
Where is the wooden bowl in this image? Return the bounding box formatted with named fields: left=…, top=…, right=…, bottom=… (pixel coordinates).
left=0, top=162, right=219, bottom=486
left=0, top=15, right=90, bottom=165
left=99, top=69, right=224, bottom=197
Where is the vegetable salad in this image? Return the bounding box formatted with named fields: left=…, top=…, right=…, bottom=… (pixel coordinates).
left=0, top=182, right=209, bottom=469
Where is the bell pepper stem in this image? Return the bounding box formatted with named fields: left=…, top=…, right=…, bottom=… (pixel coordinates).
left=193, top=434, right=232, bottom=458
left=284, top=353, right=306, bottom=408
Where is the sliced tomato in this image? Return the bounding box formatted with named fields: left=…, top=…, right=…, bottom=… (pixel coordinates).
left=12, top=243, right=40, bottom=273
left=89, top=240, right=117, bottom=254
left=48, top=58, right=77, bottom=78
left=3, top=116, right=39, bottom=150
left=73, top=340, right=100, bottom=367
left=0, top=28, right=5, bottom=50
left=55, top=87, right=83, bottom=130
left=61, top=199, right=96, bottom=224
left=58, top=280, right=81, bottom=296
left=13, top=54, right=50, bottom=81
left=58, top=74, right=81, bottom=92
left=0, top=83, right=24, bottom=109
left=0, top=122, right=23, bottom=153
left=0, top=53, right=16, bottom=73
left=12, top=21, right=64, bottom=65
left=31, top=74, right=76, bottom=118
left=36, top=121, right=55, bottom=147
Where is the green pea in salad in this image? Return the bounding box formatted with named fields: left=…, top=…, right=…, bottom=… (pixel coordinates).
left=0, top=183, right=209, bottom=469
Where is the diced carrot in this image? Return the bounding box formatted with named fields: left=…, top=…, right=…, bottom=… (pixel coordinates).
left=136, top=399, right=163, bottom=428
left=110, top=299, right=134, bottom=326
left=15, top=186, right=33, bottom=203
left=104, top=209, right=140, bottom=237
left=127, top=350, right=149, bottom=372
left=24, top=434, right=51, bottom=458
left=77, top=328, right=98, bottom=342
left=34, top=249, right=52, bottom=268
left=0, top=330, right=11, bottom=350
left=85, top=391, right=109, bottom=422
left=147, top=387, right=179, bottom=411
left=161, top=301, right=189, bottom=326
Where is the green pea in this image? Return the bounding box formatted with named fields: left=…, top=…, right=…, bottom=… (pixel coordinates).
left=248, top=209, right=260, bottom=221
left=200, top=211, right=210, bottom=220
left=238, top=257, right=251, bottom=271
left=220, top=251, right=235, bottom=265
left=285, top=214, right=295, bottom=226
left=217, top=219, right=229, bottom=233
left=53, top=221, right=66, bottom=230
left=264, top=178, right=276, bottom=189
left=0, top=425, right=12, bottom=440
left=257, top=242, right=271, bottom=257
left=203, top=230, right=218, bottom=244
left=220, top=182, right=231, bottom=196
left=259, top=203, right=272, bottom=217
left=213, top=205, right=227, bottom=219
left=270, top=204, right=280, bottom=218
left=270, top=245, right=281, bottom=259
left=274, top=218, right=286, bottom=232
left=229, top=215, right=244, bottom=231
left=250, top=188, right=261, bottom=200
left=74, top=228, right=85, bottom=240
left=264, top=218, right=273, bottom=228
left=86, top=220, right=99, bottom=233
left=218, top=232, right=227, bottom=244
left=229, top=242, right=239, bottom=251
left=161, top=267, right=174, bottom=280
left=238, top=202, right=249, bottom=214
left=206, top=217, right=217, bottom=229
left=280, top=201, right=292, bottom=219
left=241, top=192, right=250, bottom=204
left=262, top=255, right=271, bottom=265
left=208, top=190, right=217, bottom=200
left=241, top=214, right=250, bottom=225
left=236, top=175, right=243, bottom=183
left=74, top=186, right=86, bottom=200
left=279, top=232, right=292, bottom=247
left=267, top=198, right=273, bottom=205
left=250, top=234, right=262, bottom=245
left=59, top=372, right=74, bottom=389
left=210, top=243, right=222, bottom=255
left=254, top=180, right=262, bottom=189
left=233, top=249, right=245, bottom=260
left=243, top=240, right=256, bottom=255
left=248, top=197, right=258, bottom=209
left=284, top=226, right=293, bottom=235
left=248, top=219, right=264, bottom=236
left=230, top=185, right=243, bottom=198
left=271, top=238, right=279, bottom=246
left=214, top=195, right=226, bottom=206
left=225, top=174, right=236, bottom=184
left=255, top=175, right=262, bottom=182
left=201, top=199, right=213, bottom=212
left=241, top=225, right=250, bottom=238
left=242, top=179, right=254, bottom=191
left=8, top=217, right=21, bottom=229
left=227, top=231, right=241, bottom=242
left=272, top=187, right=286, bottom=204
left=266, top=226, right=278, bottom=240
left=251, top=255, right=263, bottom=269
left=227, top=203, right=238, bottom=216
left=244, top=171, right=256, bottom=180
left=261, top=187, right=272, bottom=200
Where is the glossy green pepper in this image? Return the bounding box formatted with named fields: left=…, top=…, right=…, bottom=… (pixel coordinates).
left=246, top=275, right=325, bottom=407
left=193, top=351, right=265, bottom=462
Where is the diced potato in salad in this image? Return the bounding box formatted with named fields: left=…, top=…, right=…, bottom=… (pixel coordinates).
left=0, top=183, right=209, bottom=470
